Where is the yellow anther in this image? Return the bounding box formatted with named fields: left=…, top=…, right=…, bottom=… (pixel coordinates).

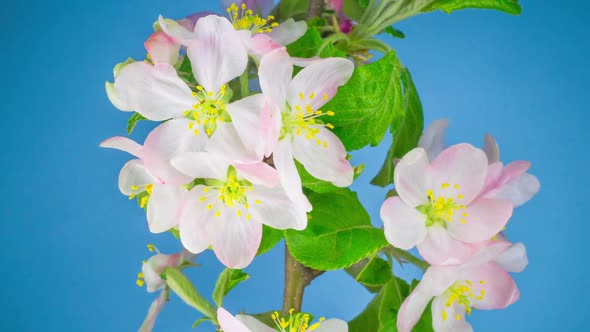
left=442, top=310, right=448, bottom=321
left=326, top=111, right=335, bottom=116
left=188, top=122, right=194, bottom=129
left=197, top=85, right=204, bottom=91
left=206, top=204, right=213, bottom=210
left=457, top=194, right=464, bottom=199
left=137, top=272, right=144, bottom=278
left=323, top=94, right=328, bottom=100
left=246, top=214, right=252, bottom=220
left=454, top=184, right=460, bottom=189
left=442, top=183, right=450, bottom=189
left=215, top=210, right=221, bottom=218
left=309, top=92, right=315, bottom=99
left=323, top=141, right=329, bottom=149
left=131, top=185, right=138, bottom=190
left=305, top=105, right=313, bottom=114
left=255, top=199, right=262, bottom=205
left=199, top=196, right=206, bottom=202
left=147, top=244, right=155, bottom=252
left=460, top=219, right=466, bottom=224
left=456, top=314, right=461, bottom=320
left=237, top=210, right=242, bottom=217
left=300, top=92, right=305, bottom=99
left=479, top=280, right=485, bottom=285
left=146, top=184, right=153, bottom=194
left=136, top=279, right=145, bottom=287
left=326, top=123, right=334, bottom=129
left=315, top=110, right=323, bottom=115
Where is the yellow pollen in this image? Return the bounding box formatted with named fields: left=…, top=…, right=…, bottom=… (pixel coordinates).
left=454, top=184, right=460, bottom=189
left=136, top=279, right=144, bottom=287
left=457, top=194, right=464, bottom=199
left=147, top=244, right=155, bottom=252
left=326, top=123, right=334, bottom=129
left=137, top=272, right=144, bottom=278
left=255, top=199, right=262, bottom=205
left=237, top=210, right=242, bottom=217
left=131, top=185, right=138, bottom=190
left=326, top=111, right=335, bottom=116
left=204, top=187, right=210, bottom=193
left=215, top=210, right=221, bottom=218
left=456, top=314, right=461, bottom=320
left=309, top=92, right=315, bottom=99
left=207, top=204, right=213, bottom=210
left=323, top=94, right=328, bottom=100
left=194, top=129, right=199, bottom=136
left=197, top=85, right=204, bottom=91
left=246, top=214, right=251, bottom=220
left=300, top=92, right=305, bottom=99
left=442, top=310, right=448, bottom=321
left=323, top=141, right=329, bottom=149
left=199, top=196, right=206, bottom=202
left=480, top=280, right=485, bottom=285
left=442, top=183, right=450, bottom=189
left=188, top=122, right=194, bottom=129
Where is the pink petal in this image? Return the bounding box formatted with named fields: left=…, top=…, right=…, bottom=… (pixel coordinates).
left=460, top=262, right=520, bottom=309
left=210, top=210, right=262, bottom=268
left=218, top=308, right=253, bottom=332
left=483, top=133, right=500, bottom=164
left=494, top=242, right=528, bottom=273
left=146, top=184, right=187, bottom=233
left=179, top=189, right=217, bottom=253
left=291, top=127, right=353, bottom=187
left=208, top=122, right=261, bottom=163
left=431, top=296, right=473, bottom=332
left=273, top=140, right=312, bottom=212
left=138, top=290, right=168, bottom=332
left=418, top=119, right=449, bottom=161
left=429, top=143, right=488, bottom=205
left=418, top=226, right=476, bottom=265
left=157, top=16, right=196, bottom=44
left=142, top=253, right=181, bottom=292
left=247, top=185, right=308, bottom=230
left=144, top=31, right=180, bottom=65
left=479, top=162, right=504, bottom=196
left=143, top=119, right=206, bottom=186
left=267, top=19, right=307, bottom=46
left=259, top=48, right=292, bottom=107
left=115, top=62, right=194, bottom=121
left=380, top=197, right=427, bottom=250
left=287, top=58, right=354, bottom=111
left=100, top=136, right=143, bottom=158
left=233, top=162, right=279, bottom=187
left=171, top=152, right=229, bottom=180
left=394, top=147, right=430, bottom=208
left=188, top=15, right=248, bottom=92
left=397, top=288, right=433, bottom=332
left=246, top=33, right=282, bottom=59
left=118, top=160, right=156, bottom=196
left=447, top=198, right=512, bottom=243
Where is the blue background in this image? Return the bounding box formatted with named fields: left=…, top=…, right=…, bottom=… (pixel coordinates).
left=2, top=0, right=588, bottom=331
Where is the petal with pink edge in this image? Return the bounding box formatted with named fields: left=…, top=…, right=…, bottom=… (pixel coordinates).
left=418, top=226, right=476, bottom=265
left=171, top=152, right=229, bottom=180
left=447, top=198, right=512, bottom=243
left=247, top=185, right=308, bottom=230
left=179, top=189, right=218, bottom=253
left=218, top=308, right=253, bottom=332
left=494, top=242, right=528, bottom=273
left=147, top=184, right=187, bottom=233
left=100, top=136, right=143, bottom=158
left=115, top=62, right=195, bottom=121
left=287, top=58, right=354, bottom=111
left=118, top=160, right=156, bottom=196
left=491, top=172, right=540, bottom=207
left=144, top=31, right=180, bottom=65
left=208, top=122, right=260, bottom=163
left=381, top=197, right=427, bottom=250
left=431, top=296, right=473, bottom=332
left=246, top=33, right=281, bottom=59
left=291, top=127, right=353, bottom=187
left=430, top=143, right=488, bottom=205
left=479, top=162, right=504, bottom=196
left=259, top=48, right=292, bottom=107
left=226, top=94, right=275, bottom=160
left=394, top=147, right=430, bottom=208
left=188, top=15, right=248, bottom=92
left=210, top=210, right=262, bottom=268
left=233, top=162, right=279, bottom=187
left=461, top=262, right=520, bottom=309
left=138, top=290, right=168, bottom=332
left=268, top=19, right=307, bottom=45
left=157, top=16, right=196, bottom=44
left=418, top=119, right=449, bottom=161
left=273, top=140, right=313, bottom=212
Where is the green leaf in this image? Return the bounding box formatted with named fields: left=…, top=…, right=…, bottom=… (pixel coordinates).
left=343, top=0, right=370, bottom=21
left=371, top=67, right=424, bottom=187
left=349, top=290, right=384, bottom=332
left=212, top=268, right=250, bottom=307
left=423, top=0, right=521, bottom=15
left=296, top=161, right=364, bottom=193
left=382, top=26, right=406, bottom=39
left=257, top=225, right=284, bottom=255
left=175, top=55, right=197, bottom=86
left=285, top=188, right=388, bottom=270
left=325, top=52, right=404, bottom=151
left=168, top=228, right=180, bottom=239
left=191, top=317, right=213, bottom=329
left=277, top=0, right=309, bottom=20
left=378, top=277, right=410, bottom=327
left=356, top=256, right=393, bottom=287
left=287, top=27, right=347, bottom=59
left=162, top=267, right=216, bottom=320
left=127, top=112, right=147, bottom=135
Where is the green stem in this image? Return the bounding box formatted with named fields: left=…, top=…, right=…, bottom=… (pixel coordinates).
left=386, top=247, right=430, bottom=271
left=282, top=244, right=324, bottom=313
left=240, top=68, right=249, bottom=98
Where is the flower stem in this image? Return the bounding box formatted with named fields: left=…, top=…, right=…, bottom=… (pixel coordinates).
left=239, top=68, right=249, bottom=98
left=387, top=246, right=430, bottom=271
left=282, top=243, right=324, bottom=313
left=306, top=0, right=324, bottom=20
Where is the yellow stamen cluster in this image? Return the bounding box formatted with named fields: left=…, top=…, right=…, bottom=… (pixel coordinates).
left=198, top=169, right=256, bottom=220
left=271, top=309, right=325, bottom=332
left=421, top=183, right=468, bottom=227
left=441, top=279, right=486, bottom=321
left=282, top=92, right=335, bottom=148
left=129, top=184, right=154, bottom=209
left=227, top=3, right=279, bottom=33
left=136, top=245, right=159, bottom=287
left=184, top=84, right=229, bottom=137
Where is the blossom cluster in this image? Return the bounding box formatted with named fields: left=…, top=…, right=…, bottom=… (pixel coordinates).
left=381, top=119, right=539, bottom=331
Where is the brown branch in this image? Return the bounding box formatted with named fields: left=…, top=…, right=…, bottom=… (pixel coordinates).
left=306, top=0, right=324, bottom=20
left=282, top=243, right=324, bottom=313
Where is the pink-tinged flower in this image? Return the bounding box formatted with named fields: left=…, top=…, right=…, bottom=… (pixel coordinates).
left=176, top=11, right=216, bottom=32
left=217, top=307, right=349, bottom=332
left=255, top=48, right=354, bottom=210
left=100, top=120, right=203, bottom=233
left=137, top=247, right=196, bottom=332
left=419, top=119, right=540, bottom=207
left=170, top=152, right=307, bottom=268
left=221, top=0, right=275, bottom=16
left=159, top=6, right=306, bottom=59
left=325, top=0, right=354, bottom=34
left=397, top=241, right=525, bottom=332
left=380, top=144, right=513, bottom=265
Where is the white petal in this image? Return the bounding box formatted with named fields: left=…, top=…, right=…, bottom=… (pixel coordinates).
left=208, top=122, right=260, bottom=163
left=115, top=62, right=194, bottom=121
left=489, top=173, right=540, bottom=207
left=118, top=160, right=156, bottom=196
left=100, top=136, right=143, bottom=158
left=179, top=189, right=217, bottom=253
left=418, top=119, right=449, bottom=161
left=314, top=319, right=348, bottom=332
left=158, top=16, right=196, bottom=44
left=247, top=185, right=308, bottom=230
left=287, top=58, right=354, bottom=111
left=233, top=162, right=279, bottom=187
left=394, top=147, right=430, bottom=208
left=171, top=152, right=229, bottom=180
left=273, top=140, right=312, bottom=212
left=417, top=226, right=476, bottom=266
left=105, top=81, right=133, bottom=111
left=259, top=48, right=292, bottom=107
left=381, top=197, right=427, bottom=250
left=431, top=296, right=473, bottom=332
left=147, top=184, right=187, bottom=233
left=268, top=19, right=307, bottom=45
left=210, top=210, right=262, bottom=268
left=235, top=315, right=275, bottom=332
left=291, top=127, right=353, bottom=187
left=218, top=308, right=253, bottom=332
left=188, top=15, right=248, bottom=92
left=494, top=242, right=528, bottom=273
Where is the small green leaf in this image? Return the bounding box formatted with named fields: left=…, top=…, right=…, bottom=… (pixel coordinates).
left=277, top=0, right=309, bottom=21
left=356, top=256, right=393, bottom=287
left=287, top=27, right=347, bottom=59
left=285, top=188, right=388, bottom=270
left=378, top=277, right=410, bottom=326
left=382, top=26, right=406, bottom=39
left=371, top=67, right=424, bottom=187
left=423, top=0, right=521, bottom=15
left=191, top=317, right=213, bottom=329
left=348, top=289, right=384, bottom=332
left=127, top=112, right=147, bottom=135
left=212, top=268, right=250, bottom=307
left=325, top=52, right=404, bottom=151
left=257, top=225, right=284, bottom=255
left=296, top=160, right=364, bottom=193
left=168, top=228, right=180, bottom=239
left=163, top=267, right=216, bottom=320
